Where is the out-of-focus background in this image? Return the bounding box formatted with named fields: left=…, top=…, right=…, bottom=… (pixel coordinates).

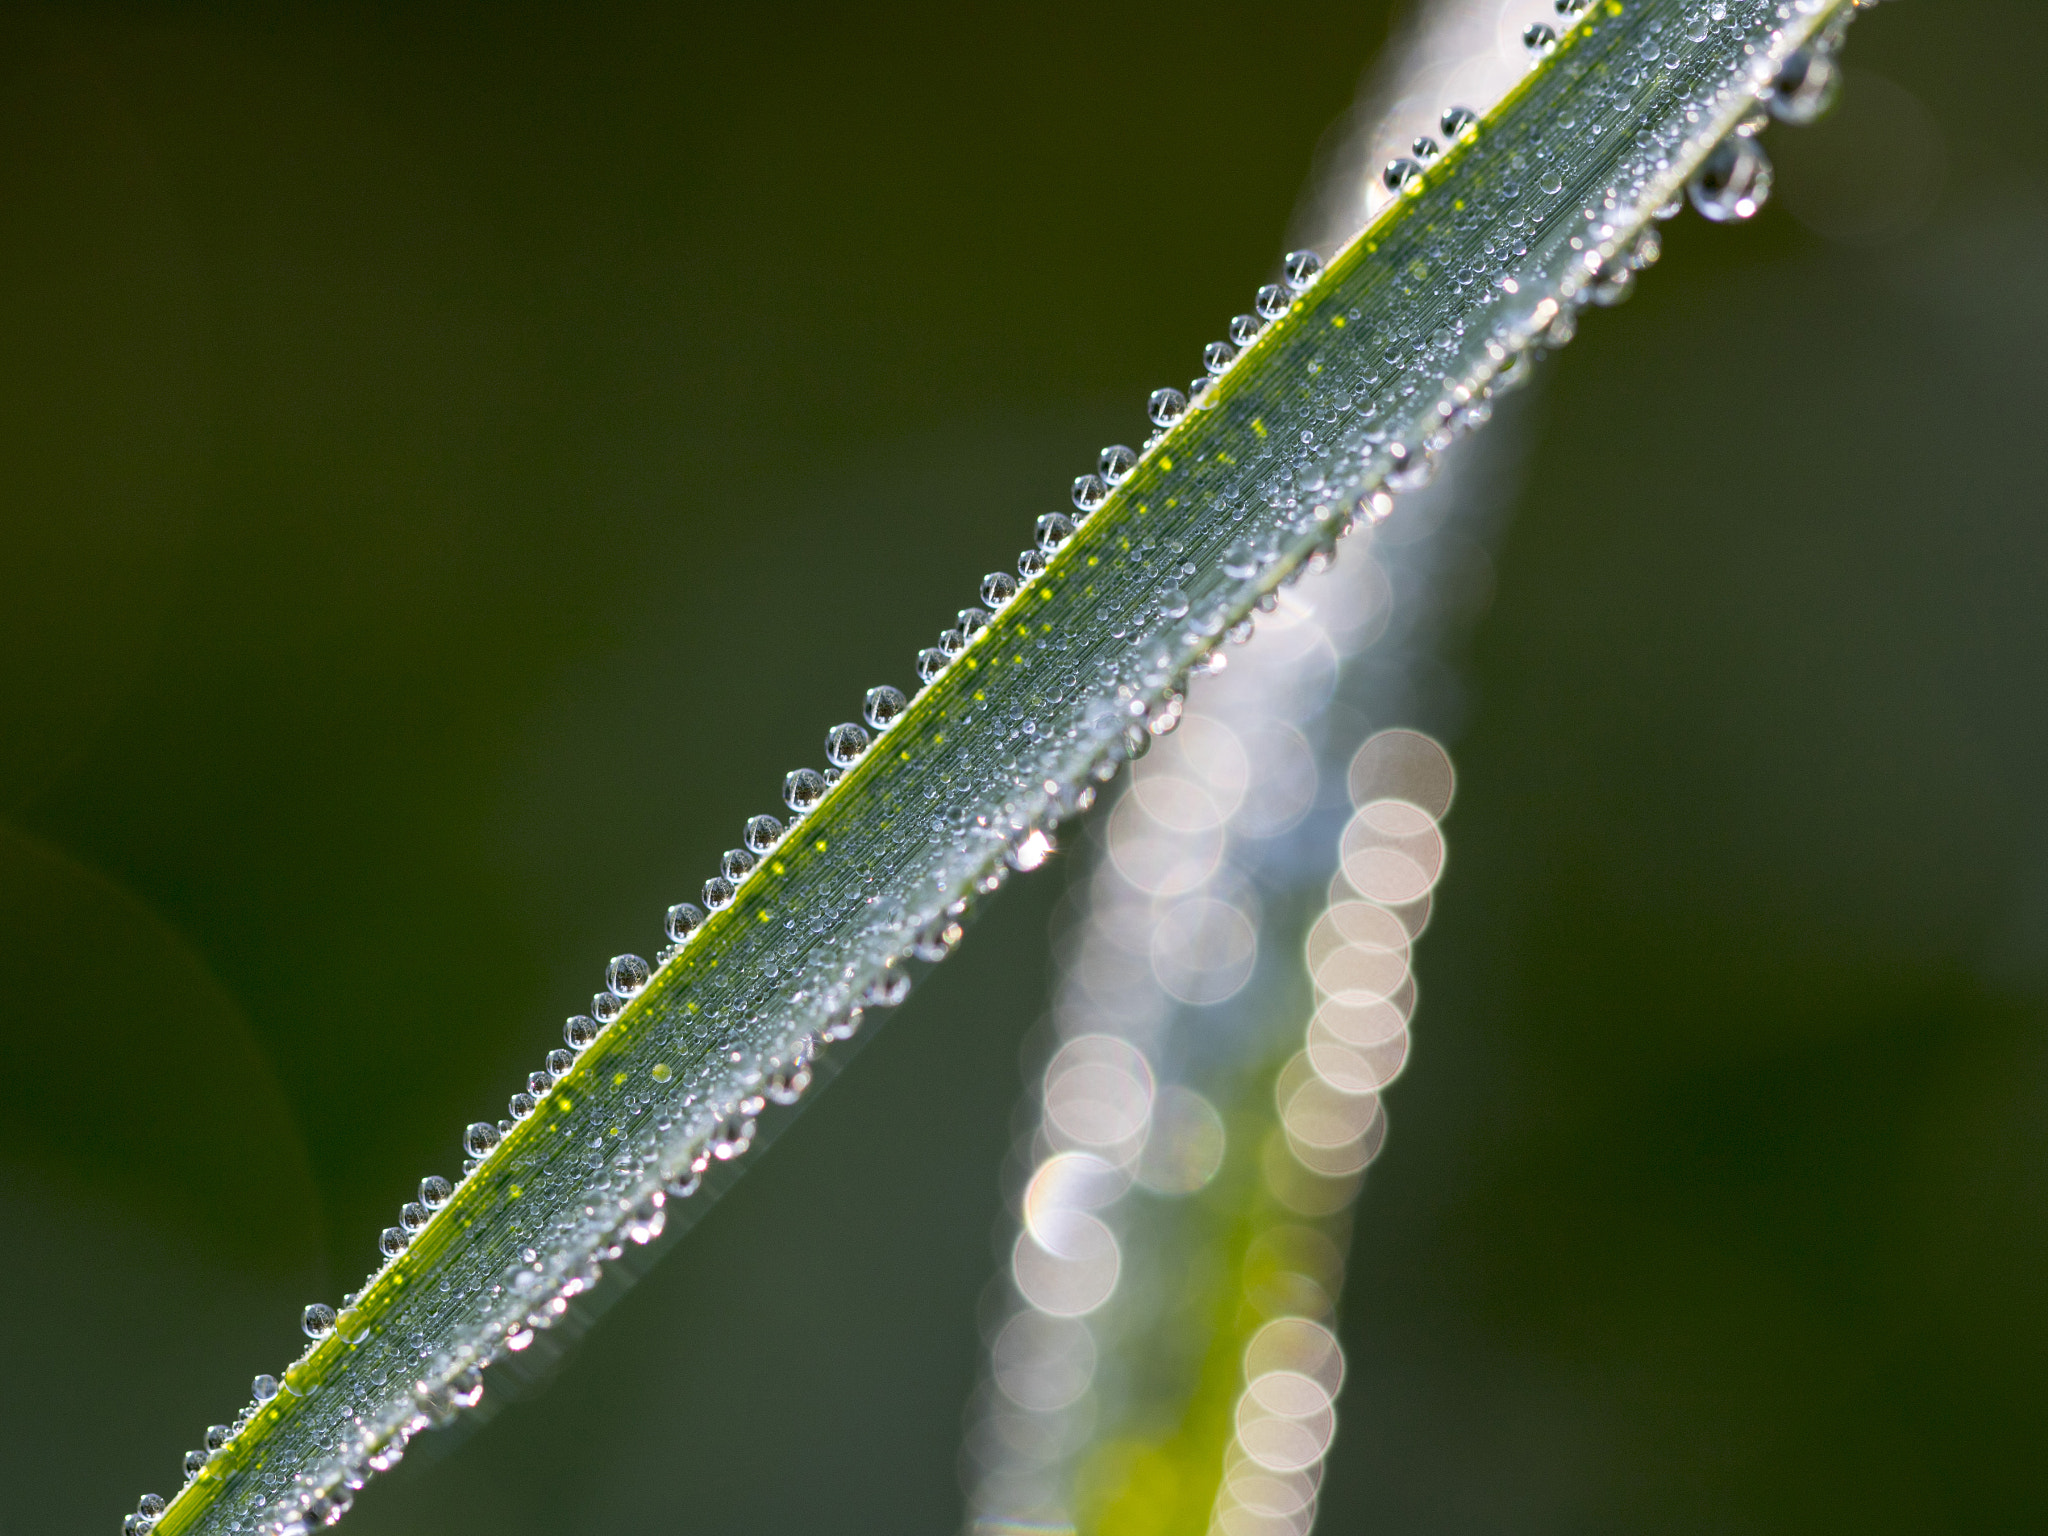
left=2, top=2, right=2044, bottom=1531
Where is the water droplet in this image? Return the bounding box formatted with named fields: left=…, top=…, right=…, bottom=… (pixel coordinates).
left=181, top=1449, right=205, bottom=1476
left=1540, top=168, right=1564, bottom=195
left=203, top=1425, right=230, bottom=1453
left=1098, top=445, right=1137, bottom=485
left=1072, top=473, right=1109, bottom=511
left=1387, top=441, right=1436, bottom=490
left=1412, top=135, right=1441, bottom=161
left=1283, top=249, right=1322, bottom=290
left=860, top=686, right=906, bottom=730
left=666, top=901, right=706, bottom=944
left=565, top=1014, right=600, bottom=1050
left=124, top=1515, right=148, bottom=1535
left=782, top=768, right=826, bottom=814
left=825, top=722, right=870, bottom=767
left=702, top=874, right=737, bottom=911
left=1227, top=313, right=1264, bottom=347
left=545, top=1048, right=573, bottom=1077
left=379, top=1226, right=410, bottom=1258
left=1769, top=47, right=1839, bottom=124
left=463, top=1121, right=502, bottom=1159
left=1157, top=586, right=1190, bottom=619
left=1006, top=827, right=1057, bottom=872
left=1017, top=548, right=1048, bottom=581
left=1036, top=512, right=1076, bottom=552
left=624, top=1195, right=667, bottom=1246
left=301, top=1303, right=336, bottom=1339
left=976, top=571, right=1018, bottom=611
left=916, top=647, right=949, bottom=682
left=507, top=1091, right=537, bottom=1120
left=419, top=1175, right=453, bottom=1209
left=400, top=1198, right=431, bottom=1231
left=1688, top=134, right=1772, bottom=222
left=744, top=814, right=784, bottom=855
left=251, top=1375, right=279, bottom=1403
left=1200, top=341, right=1236, bottom=376
left=957, top=606, right=989, bottom=638
left=137, top=1494, right=167, bottom=1521
left=1524, top=22, right=1558, bottom=53
left=765, top=1062, right=813, bottom=1105
left=938, top=625, right=968, bottom=658
left=1440, top=105, right=1477, bottom=139
left=606, top=953, right=650, bottom=998
left=527, top=1067, right=554, bottom=1096
left=1383, top=157, right=1423, bottom=192
left=1148, top=386, right=1189, bottom=426
left=1556, top=0, right=1592, bottom=12
left=1254, top=287, right=1292, bottom=325
left=711, top=1115, right=756, bottom=1160
left=863, top=971, right=911, bottom=1008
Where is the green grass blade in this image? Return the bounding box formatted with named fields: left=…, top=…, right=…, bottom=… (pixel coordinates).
left=139, top=3, right=1864, bottom=1531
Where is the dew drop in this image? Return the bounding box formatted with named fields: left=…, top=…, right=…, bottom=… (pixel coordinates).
left=863, top=685, right=908, bottom=729
left=565, top=1014, right=600, bottom=1050
left=605, top=953, right=650, bottom=998
left=400, top=1199, right=431, bottom=1231
left=1383, top=157, right=1423, bottom=192
left=419, top=1175, right=453, bottom=1209
left=251, top=1375, right=279, bottom=1403
left=138, top=1494, right=167, bottom=1519
left=593, top=989, right=627, bottom=1023
left=1017, top=549, right=1048, bottom=581
left=182, top=1450, right=205, bottom=1476
left=957, top=606, right=989, bottom=638
left=1282, top=249, right=1322, bottom=291
left=1688, top=134, right=1772, bottom=222
left=301, top=1303, right=336, bottom=1339
left=938, top=627, right=967, bottom=658
left=916, top=647, right=949, bottom=683
left=507, top=1091, right=537, bottom=1121
left=1147, top=387, right=1189, bottom=427
left=1227, top=313, right=1264, bottom=347
left=1200, top=341, right=1236, bottom=376
left=1098, top=445, right=1138, bottom=485
left=1556, top=0, right=1592, bottom=12
left=978, top=571, right=1018, bottom=609
left=1412, top=135, right=1441, bottom=161
left=1006, top=827, right=1057, bottom=872
left=1769, top=47, right=1839, bottom=124
left=463, top=1121, right=502, bottom=1159
left=379, top=1226, right=410, bottom=1258
left=1072, top=473, right=1109, bottom=511
left=702, top=875, right=737, bottom=911
left=527, top=1068, right=554, bottom=1096
left=665, top=902, right=706, bottom=946
left=1254, top=285, right=1291, bottom=323
left=863, top=971, right=911, bottom=1008
left=782, top=768, right=826, bottom=814
left=204, top=1425, right=231, bottom=1453
left=1440, top=105, right=1477, bottom=139
left=744, top=814, right=784, bottom=854
left=1524, top=22, right=1558, bottom=53
left=1036, top=512, right=1076, bottom=552
left=825, top=722, right=871, bottom=767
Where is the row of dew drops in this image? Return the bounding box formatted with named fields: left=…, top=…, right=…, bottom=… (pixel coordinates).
left=122, top=13, right=1858, bottom=1531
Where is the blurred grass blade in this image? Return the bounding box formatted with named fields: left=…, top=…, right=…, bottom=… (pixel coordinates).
left=141, top=3, right=1865, bottom=1531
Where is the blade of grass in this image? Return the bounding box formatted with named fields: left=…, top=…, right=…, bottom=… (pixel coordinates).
left=137, top=4, right=1866, bottom=1531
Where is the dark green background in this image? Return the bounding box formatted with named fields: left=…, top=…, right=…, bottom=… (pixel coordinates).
left=2, top=2, right=2042, bottom=1531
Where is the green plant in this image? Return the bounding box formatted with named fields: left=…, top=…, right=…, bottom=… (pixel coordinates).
left=125, top=3, right=1870, bottom=1531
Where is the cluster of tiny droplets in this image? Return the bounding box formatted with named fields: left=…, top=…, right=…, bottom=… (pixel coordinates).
left=124, top=5, right=1877, bottom=1532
